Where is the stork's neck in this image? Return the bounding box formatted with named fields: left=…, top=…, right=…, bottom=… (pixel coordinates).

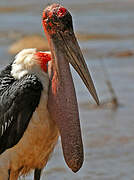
left=11, top=49, right=49, bottom=92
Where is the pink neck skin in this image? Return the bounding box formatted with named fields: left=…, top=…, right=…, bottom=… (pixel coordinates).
left=47, top=47, right=83, bottom=172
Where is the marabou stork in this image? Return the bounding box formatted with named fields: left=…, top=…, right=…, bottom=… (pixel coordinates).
left=0, top=3, right=99, bottom=180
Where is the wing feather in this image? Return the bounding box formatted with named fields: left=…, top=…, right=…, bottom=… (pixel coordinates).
left=0, top=71, right=43, bottom=154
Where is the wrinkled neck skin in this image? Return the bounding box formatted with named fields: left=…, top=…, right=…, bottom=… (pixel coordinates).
left=47, top=37, right=84, bottom=172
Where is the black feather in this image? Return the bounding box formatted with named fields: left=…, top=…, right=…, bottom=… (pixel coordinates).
left=0, top=64, right=43, bottom=154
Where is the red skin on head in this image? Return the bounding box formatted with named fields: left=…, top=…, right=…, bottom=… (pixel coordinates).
left=57, top=7, right=67, bottom=17
left=35, top=52, right=51, bottom=72
left=42, top=4, right=67, bottom=35
left=42, top=5, right=67, bottom=19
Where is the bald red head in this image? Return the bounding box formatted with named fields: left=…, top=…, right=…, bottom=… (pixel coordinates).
left=42, top=4, right=67, bottom=20
left=42, top=4, right=72, bottom=35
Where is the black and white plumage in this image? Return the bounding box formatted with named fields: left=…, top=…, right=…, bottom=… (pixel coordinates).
left=0, top=64, right=42, bottom=154
left=0, top=49, right=58, bottom=180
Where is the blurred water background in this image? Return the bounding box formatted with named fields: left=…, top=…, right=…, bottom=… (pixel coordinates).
left=0, top=0, right=134, bottom=179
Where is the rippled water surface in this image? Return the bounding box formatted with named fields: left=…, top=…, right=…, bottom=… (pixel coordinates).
left=0, top=0, right=134, bottom=179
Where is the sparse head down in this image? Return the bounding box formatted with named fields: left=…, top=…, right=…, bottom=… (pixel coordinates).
left=42, top=4, right=72, bottom=35
left=11, top=49, right=51, bottom=80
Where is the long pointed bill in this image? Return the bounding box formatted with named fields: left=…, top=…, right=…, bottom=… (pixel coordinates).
left=42, top=3, right=99, bottom=173
left=59, top=30, right=99, bottom=105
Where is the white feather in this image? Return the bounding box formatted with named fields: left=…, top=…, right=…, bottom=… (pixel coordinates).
left=4, top=122, right=7, bottom=130
left=11, top=48, right=50, bottom=90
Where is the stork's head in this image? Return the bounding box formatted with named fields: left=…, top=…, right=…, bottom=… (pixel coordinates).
left=42, top=4, right=72, bottom=35
left=11, top=49, right=51, bottom=80
left=42, top=4, right=99, bottom=104
left=42, top=4, right=99, bottom=173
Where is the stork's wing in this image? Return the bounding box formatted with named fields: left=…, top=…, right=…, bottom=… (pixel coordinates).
left=0, top=73, right=43, bottom=154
